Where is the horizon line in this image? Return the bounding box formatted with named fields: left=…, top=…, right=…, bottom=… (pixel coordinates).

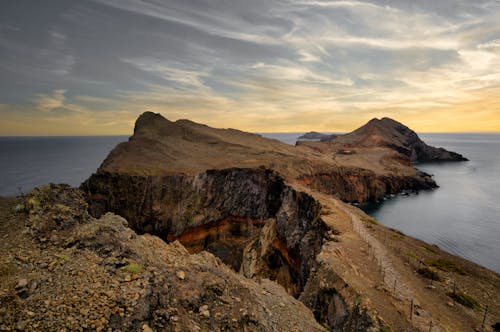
left=2, top=131, right=500, bottom=138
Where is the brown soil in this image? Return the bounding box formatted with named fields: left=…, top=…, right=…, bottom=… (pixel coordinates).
left=292, top=181, right=500, bottom=331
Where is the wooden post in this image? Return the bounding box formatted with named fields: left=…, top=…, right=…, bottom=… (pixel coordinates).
left=410, top=299, right=413, bottom=321
left=482, top=305, right=489, bottom=329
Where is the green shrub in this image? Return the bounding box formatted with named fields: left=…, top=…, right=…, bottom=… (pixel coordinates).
left=26, top=197, right=40, bottom=209
left=417, top=267, right=442, bottom=281
left=13, top=204, right=26, bottom=213
left=421, top=245, right=437, bottom=254
left=123, top=262, right=142, bottom=273
left=405, top=250, right=417, bottom=259
left=425, top=258, right=465, bottom=275
left=448, top=291, right=480, bottom=310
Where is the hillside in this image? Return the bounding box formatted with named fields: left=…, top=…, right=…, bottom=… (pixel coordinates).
left=316, top=117, right=467, bottom=162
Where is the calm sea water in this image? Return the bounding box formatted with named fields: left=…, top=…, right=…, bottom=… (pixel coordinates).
left=362, top=133, right=500, bottom=273
left=0, top=136, right=128, bottom=196
left=1, top=133, right=499, bottom=272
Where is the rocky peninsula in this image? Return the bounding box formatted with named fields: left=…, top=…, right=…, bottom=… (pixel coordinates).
left=1, top=112, right=498, bottom=331
left=298, top=132, right=338, bottom=141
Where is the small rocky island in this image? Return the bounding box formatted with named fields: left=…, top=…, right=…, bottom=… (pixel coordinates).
left=1, top=113, right=498, bottom=331
left=297, top=131, right=338, bottom=141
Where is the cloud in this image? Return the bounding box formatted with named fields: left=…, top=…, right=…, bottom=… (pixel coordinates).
left=0, top=0, right=500, bottom=134
left=36, top=89, right=67, bottom=112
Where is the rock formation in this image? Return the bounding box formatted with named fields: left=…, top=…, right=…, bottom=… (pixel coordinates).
left=298, top=131, right=338, bottom=141
left=325, top=117, right=467, bottom=162
left=93, top=112, right=441, bottom=203
left=0, top=184, right=324, bottom=331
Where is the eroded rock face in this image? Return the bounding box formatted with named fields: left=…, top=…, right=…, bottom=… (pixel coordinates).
left=82, top=167, right=327, bottom=296
left=298, top=167, right=437, bottom=203
left=300, top=262, right=381, bottom=331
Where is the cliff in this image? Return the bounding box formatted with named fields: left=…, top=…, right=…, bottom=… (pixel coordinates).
left=82, top=168, right=327, bottom=297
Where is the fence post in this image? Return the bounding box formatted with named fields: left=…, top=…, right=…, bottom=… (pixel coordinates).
left=481, top=305, right=489, bottom=329
left=410, top=299, right=413, bottom=321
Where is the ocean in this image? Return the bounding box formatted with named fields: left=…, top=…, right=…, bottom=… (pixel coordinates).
left=0, top=133, right=499, bottom=272
left=0, top=136, right=128, bottom=197
left=363, top=133, right=500, bottom=273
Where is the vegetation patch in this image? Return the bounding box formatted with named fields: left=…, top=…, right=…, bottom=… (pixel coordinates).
left=447, top=291, right=480, bottom=310
left=417, top=267, right=442, bottom=281
left=425, top=258, right=465, bottom=275
left=122, top=262, right=142, bottom=274
left=26, top=197, right=40, bottom=209
left=12, top=203, right=26, bottom=213
left=421, top=245, right=437, bottom=254
left=404, top=250, right=417, bottom=260
left=55, top=254, right=70, bottom=261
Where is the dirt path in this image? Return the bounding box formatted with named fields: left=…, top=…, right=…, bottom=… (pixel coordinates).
left=291, top=182, right=499, bottom=332
left=329, top=197, right=440, bottom=331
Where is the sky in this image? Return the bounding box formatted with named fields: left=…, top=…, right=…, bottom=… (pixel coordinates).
left=1, top=0, right=500, bottom=135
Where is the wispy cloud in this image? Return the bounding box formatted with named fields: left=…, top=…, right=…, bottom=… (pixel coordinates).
left=36, top=89, right=67, bottom=112
left=1, top=0, right=500, bottom=134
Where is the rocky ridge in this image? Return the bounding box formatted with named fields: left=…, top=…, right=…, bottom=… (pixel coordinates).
left=95, top=112, right=441, bottom=204
left=0, top=185, right=325, bottom=331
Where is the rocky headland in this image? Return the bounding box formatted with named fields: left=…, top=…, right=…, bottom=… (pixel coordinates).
left=1, top=112, right=498, bottom=331
left=297, top=117, right=467, bottom=163
left=298, top=132, right=338, bottom=141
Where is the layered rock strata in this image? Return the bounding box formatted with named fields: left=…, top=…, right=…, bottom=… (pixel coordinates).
left=82, top=167, right=327, bottom=297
